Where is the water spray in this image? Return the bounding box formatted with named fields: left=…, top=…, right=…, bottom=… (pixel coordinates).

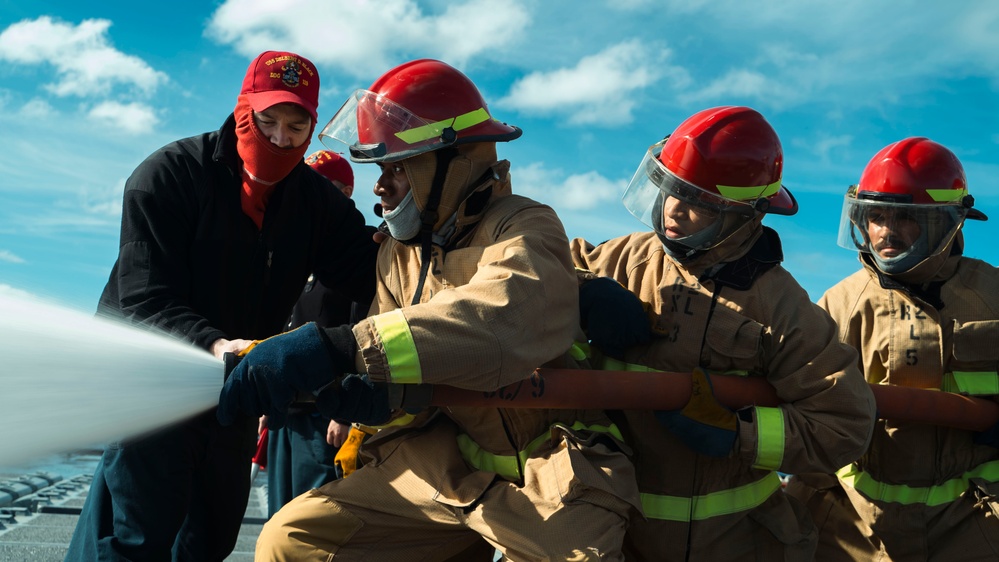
left=0, top=294, right=225, bottom=468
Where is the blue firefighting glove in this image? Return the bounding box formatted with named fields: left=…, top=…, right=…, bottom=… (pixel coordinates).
left=655, top=368, right=738, bottom=457
left=579, top=277, right=652, bottom=359
left=316, top=374, right=391, bottom=427
left=217, top=323, right=356, bottom=429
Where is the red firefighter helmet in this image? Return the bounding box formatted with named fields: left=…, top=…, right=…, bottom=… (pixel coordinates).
left=856, top=137, right=984, bottom=216
left=320, top=59, right=521, bottom=163
left=836, top=137, right=986, bottom=273
left=623, top=106, right=796, bottom=255
left=661, top=105, right=795, bottom=213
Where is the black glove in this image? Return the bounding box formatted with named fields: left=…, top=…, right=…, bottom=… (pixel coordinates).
left=216, top=323, right=356, bottom=429
left=317, top=374, right=391, bottom=426
left=974, top=420, right=999, bottom=449
left=579, top=277, right=652, bottom=359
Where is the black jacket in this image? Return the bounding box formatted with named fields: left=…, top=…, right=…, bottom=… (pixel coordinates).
left=98, top=115, right=377, bottom=349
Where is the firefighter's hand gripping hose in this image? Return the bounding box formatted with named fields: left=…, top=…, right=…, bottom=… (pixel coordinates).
left=579, top=277, right=652, bottom=359
left=218, top=322, right=391, bottom=429
left=655, top=368, right=740, bottom=457
left=217, top=322, right=350, bottom=429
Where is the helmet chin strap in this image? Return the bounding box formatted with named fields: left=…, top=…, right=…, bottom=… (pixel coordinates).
left=410, top=146, right=458, bottom=305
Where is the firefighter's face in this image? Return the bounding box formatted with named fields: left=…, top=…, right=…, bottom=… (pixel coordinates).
left=866, top=206, right=921, bottom=259
left=661, top=196, right=720, bottom=239
left=373, top=161, right=411, bottom=213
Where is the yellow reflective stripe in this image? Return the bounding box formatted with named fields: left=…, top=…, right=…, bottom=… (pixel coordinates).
left=370, top=309, right=422, bottom=383
left=393, top=108, right=490, bottom=145
left=941, top=371, right=999, bottom=395
left=642, top=472, right=782, bottom=521
left=599, top=357, right=750, bottom=379
left=599, top=357, right=657, bottom=372
left=838, top=459, right=999, bottom=507
left=926, top=187, right=968, bottom=203
left=716, top=179, right=781, bottom=202
left=752, top=406, right=785, bottom=471
left=457, top=433, right=522, bottom=478
left=457, top=421, right=624, bottom=481
left=569, top=341, right=591, bottom=361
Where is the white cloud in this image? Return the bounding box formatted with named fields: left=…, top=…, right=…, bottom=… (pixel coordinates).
left=813, top=135, right=853, bottom=164
left=206, top=0, right=530, bottom=76
left=680, top=69, right=773, bottom=106
left=0, top=17, right=168, bottom=98
left=0, top=250, right=25, bottom=264
left=631, top=3, right=999, bottom=111
left=498, top=40, right=686, bottom=126
left=513, top=162, right=624, bottom=211
left=79, top=178, right=126, bottom=218
left=19, top=98, right=55, bottom=118
left=87, top=101, right=159, bottom=135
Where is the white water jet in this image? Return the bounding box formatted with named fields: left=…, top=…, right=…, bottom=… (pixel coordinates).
left=0, top=293, right=223, bottom=467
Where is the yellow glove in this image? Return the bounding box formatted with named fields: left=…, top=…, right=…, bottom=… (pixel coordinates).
left=655, top=368, right=738, bottom=457
left=334, top=426, right=375, bottom=477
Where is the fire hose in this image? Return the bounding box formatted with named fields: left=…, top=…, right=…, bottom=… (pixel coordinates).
left=222, top=354, right=999, bottom=432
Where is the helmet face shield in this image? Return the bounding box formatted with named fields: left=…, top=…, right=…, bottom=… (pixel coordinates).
left=319, top=89, right=473, bottom=163
left=623, top=140, right=757, bottom=254
left=837, top=193, right=967, bottom=272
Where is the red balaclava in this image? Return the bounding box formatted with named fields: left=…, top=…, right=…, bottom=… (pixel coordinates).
left=234, top=51, right=320, bottom=229
left=234, top=96, right=315, bottom=228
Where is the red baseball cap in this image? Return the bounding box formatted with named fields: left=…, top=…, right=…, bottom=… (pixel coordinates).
left=240, top=51, right=319, bottom=121
left=305, top=150, right=354, bottom=187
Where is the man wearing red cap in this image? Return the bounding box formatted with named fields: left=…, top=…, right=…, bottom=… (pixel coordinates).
left=64, top=52, right=378, bottom=562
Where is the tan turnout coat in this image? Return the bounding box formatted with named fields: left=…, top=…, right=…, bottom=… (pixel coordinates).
left=788, top=251, right=999, bottom=561
left=572, top=227, right=876, bottom=561
left=258, top=165, right=641, bottom=561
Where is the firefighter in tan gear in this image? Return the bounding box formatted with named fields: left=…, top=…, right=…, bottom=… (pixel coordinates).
left=219, top=59, right=643, bottom=561
left=571, top=106, right=878, bottom=561
left=784, top=137, right=999, bottom=561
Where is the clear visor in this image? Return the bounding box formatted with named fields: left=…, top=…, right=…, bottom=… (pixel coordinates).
left=319, top=90, right=449, bottom=163
left=622, top=140, right=756, bottom=233
left=837, top=195, right=967, bottom=258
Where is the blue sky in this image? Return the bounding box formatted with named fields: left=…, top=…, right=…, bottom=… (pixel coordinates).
left=1, top=0, right=997, bottom=314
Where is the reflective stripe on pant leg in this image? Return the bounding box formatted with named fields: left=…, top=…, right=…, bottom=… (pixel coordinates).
left=641, top=471, right=783, bottom=521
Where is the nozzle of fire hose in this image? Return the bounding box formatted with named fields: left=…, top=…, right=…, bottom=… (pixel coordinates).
left=223, top=351, right=241, bottom=382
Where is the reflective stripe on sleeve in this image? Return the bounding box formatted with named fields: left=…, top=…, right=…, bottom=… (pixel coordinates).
left=941, top=371, right=999, bottom=396
left=752, top=406, right=785, bottom=471
left=370, top=309, right=422, bottom=384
